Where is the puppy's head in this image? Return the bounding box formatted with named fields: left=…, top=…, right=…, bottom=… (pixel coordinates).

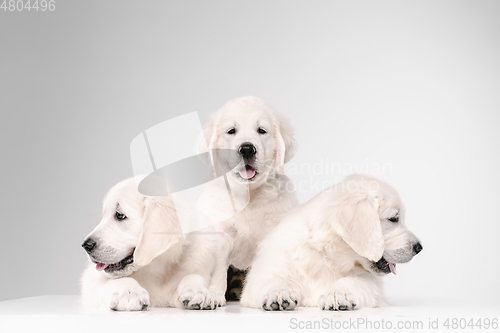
left=81, top=177, right=183, bottom=278
left=329, top=175, right=422, bottom=275
left=196, top=96, right=297, bottom=189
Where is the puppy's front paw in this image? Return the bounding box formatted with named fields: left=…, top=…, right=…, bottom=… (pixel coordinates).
left=262, top=289, right=299, bottom=311
left=179, top=286, right=217, bottom=310
left=107, top=281, right=150, bottom=311
left=319, top=290, right=357, bottom=311
left=214, top=293, right=226, bottom=307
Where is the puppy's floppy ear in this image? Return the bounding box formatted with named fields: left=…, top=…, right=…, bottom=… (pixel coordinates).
left=331, top=192, right=384, bottom=261
left=196, top=112, right=222, bottom=153
left=273, top=113, right=297, bottom=174
left=195, top=115, right=218, bottom=167
left=134, top=197, right=183, bottom=267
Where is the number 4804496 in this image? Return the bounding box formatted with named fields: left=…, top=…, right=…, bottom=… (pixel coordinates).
left=443, top=318, right=498, bottom=330
left=1, top=0, right=56, bottom=11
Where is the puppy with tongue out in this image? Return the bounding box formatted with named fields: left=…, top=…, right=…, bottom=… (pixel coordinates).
left=194, top=96, right=299, bottom=305
left=241, top=175, right=423, bottom=311
left=237, top=143, right=258, bottom=180
left=81, top=177, right=222, bottom=311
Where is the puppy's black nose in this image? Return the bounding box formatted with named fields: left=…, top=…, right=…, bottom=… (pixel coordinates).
left=82, top=238, right=96, bottom=253
left=413, top=242, right=423, bottom=254
left=239, top=143, right=256, bottom=160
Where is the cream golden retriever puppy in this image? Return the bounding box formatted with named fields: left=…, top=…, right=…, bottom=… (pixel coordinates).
left=81, top=177, right=221, bottom=310
left=241, top=174, right=423, bottom=311
left=194, top=96, right=298, bottom=305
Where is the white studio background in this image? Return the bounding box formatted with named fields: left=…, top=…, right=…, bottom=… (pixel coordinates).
left=1, top=0, right=499, bottom=306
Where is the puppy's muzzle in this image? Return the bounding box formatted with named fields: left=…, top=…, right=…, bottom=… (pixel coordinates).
left=82, top=238, right=96, bottom=254
left=239, top=143, right=256, bottom=160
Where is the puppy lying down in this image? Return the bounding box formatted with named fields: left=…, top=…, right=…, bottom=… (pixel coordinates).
left=81, top=177, right=220, bottom=310
left=241, top=174, right=423, bottom=311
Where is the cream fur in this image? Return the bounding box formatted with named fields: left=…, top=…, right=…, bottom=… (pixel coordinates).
left=241, top=174, right=422, bottom=311
left=81, top=177, right=221, bottom=311
left=195, top=96, right=299, bottom=305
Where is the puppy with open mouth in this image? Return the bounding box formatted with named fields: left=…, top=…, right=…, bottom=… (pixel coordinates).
left=237, top=143, right=258, bottom=181
left=240, top=174, right=423, bottom=311
left=80, top=177, right=221, bottom=311
left=194, top=96, right=299, bottom=304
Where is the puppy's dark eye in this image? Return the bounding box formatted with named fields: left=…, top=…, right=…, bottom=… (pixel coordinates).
left=258, top=127, right=267, bottom=134
left=227, top=128, right=236, bottom=134
left=115, top=212, right=126, bottom=221
left=388, top=216, right=399, bottom=223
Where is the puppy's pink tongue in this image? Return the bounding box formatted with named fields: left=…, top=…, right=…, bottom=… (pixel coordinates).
left=96, top=263, right=109, bottom=271
left=389, top=262, right=397, bottom=275
left=239, top=166, right=256, bottom=179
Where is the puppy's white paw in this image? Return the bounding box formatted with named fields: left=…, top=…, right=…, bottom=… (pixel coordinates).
left=262, top=289, right=299, bottom=311
left=178, top=286, right=217, bottom=310
left=214, top=293, right=226, bottom=307
left=318, top=289, right=358, bottom=311
left=106, top=279, right=150, bottom=311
